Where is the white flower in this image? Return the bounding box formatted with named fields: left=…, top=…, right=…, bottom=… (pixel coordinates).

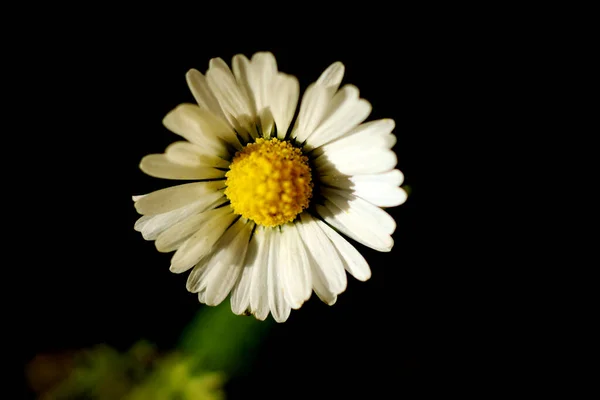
left=133, top=52, right=407, bottom=322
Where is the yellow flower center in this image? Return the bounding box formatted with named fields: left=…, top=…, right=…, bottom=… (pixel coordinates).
left=225, top=138, right=313, bottom=227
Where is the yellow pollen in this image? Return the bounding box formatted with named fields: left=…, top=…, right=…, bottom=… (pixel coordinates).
left=225, top=138, right=313, bottom=227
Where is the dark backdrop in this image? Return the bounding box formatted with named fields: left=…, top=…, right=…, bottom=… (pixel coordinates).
left=19, top=20, right=470, bottom=398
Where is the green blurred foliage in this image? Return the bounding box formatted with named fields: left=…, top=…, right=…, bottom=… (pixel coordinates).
left=27, top=302, right=271, bottom=399
left=125, top=353, right=225, bottom=400
left=179, top=302, right=273, bottom=376
left=29, top=341, right=225, bottom=400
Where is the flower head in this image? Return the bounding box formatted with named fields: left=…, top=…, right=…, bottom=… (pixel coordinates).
left=133, top=52, right=407, bottom=322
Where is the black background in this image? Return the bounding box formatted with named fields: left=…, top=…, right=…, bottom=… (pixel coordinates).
left=18, top=14, right=482, bottom=398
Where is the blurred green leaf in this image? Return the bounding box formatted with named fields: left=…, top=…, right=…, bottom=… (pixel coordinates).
left=178, top=302, right=272, bottom=375
left=28, top=303, right=272, bottom=398
left=125, top=354, right=225, bottom=400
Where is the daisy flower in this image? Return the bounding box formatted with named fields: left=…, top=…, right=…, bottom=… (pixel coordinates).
left=133, top=52, right=407, bottom=322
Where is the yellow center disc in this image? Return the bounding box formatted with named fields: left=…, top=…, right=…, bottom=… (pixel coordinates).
left=224, top=138, right=313, bottom=227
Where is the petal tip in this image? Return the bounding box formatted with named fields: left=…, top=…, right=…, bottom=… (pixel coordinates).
left=186, top=68, right=201, bottom=78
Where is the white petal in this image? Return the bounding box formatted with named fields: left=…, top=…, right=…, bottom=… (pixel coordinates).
left=229, top=54, right=257, bottom=136
left=186, top=253, right=215, bottom=294
left=317, top=147, right=397, bottom=176
left=135, top=198, right=215, bottom=241
left=162, top=104, right=229, bottom=157
left=290, top=83, right=329, bottom=144
left=308, top=257, right=337, bottom=306
left=268, top=229, right=291, bottom=323
left=230, top=263, right=254, bottom=315
left=164, top=141, right=228, bottom=167
left=288, top=61, right=346, bottom=144
left=134, top=215, right=155, bottom=235
left=249, top=52, right=278, bottom=114
left=169, top=209, right=237, bottom=273
left=350, top=169, right=405, bottom=186
left=203, top=220, right=253, bottom=306
left=258, top=107, right=275, bottom=139
left=186, top=69, right=227, bottom=120
left=323, top=188, right=396, bottom=235
left=184, top=218, right=242, bottom=291
left=208, top=57, right=231, bottom=73
left=233, top=52, right=298, bottom=139
left=316, top=201, right=393, bottom=252
left=297, top=213, right=347, bottom=295
left=186, top=219, right=251, bottom=299
left=230, top=230, right=259, bottom=315
left=318, top=174, right=352, bottom=189
left=316, top=220, right=371, bottom=282
left=313, top=119, right=397, bottom=176
left=249, top=227, right=270, bottom=321
left=319, top=170, right=406, bottom=207
left=206, top=58, right=255, bottom=128
left=271, top=74, right=299, bottom=138
left=352, top=183, right=407, bottom=207
left=315, top=119, right=395, bottom=157
left=304, top=85, right=372, bottom=150
left=231, top=115, right=258, bottom=142
left=315, top=135, right=397, bottom=169
left=134, top=181, right=225, bottom=215
left=316, top=62, right=345, bottom=91
left=311, top=276, right=337, bottom=305
left=197, top=287, right=207, bottom=304
left=140, top=154, right=226, bottom=180
left=176, top=108, right=242, bottom=150
left=231, top=54, right=258, bottom=115
left=155, top=201, right=230, bottom=252
left=280, top=224, right=312, bottom=309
